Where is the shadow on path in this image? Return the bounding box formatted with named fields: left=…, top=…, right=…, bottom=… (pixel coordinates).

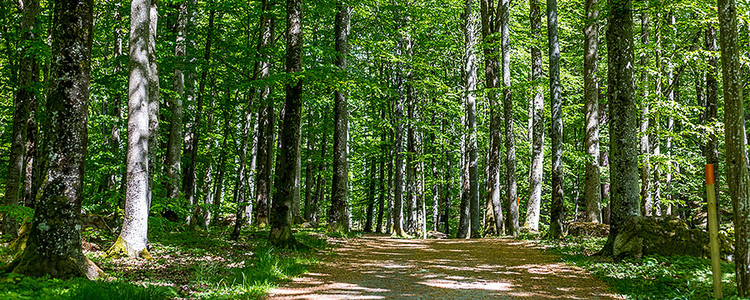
left=268, top=234, right=621, bottom=299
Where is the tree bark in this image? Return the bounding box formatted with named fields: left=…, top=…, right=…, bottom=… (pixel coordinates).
left=458, top=0, right=479, bottom=239
left=376, top=122, right=387, bottom=233
left=717, top=0, right=750, bottom=294
left=110, top=0, right=154, bottom=259
left=392, top=4, right=407, bottom=238
left=601, top=0, right=640, bottom=256
left=639, top=12, right=652, bottom=217
left=479, top=0, right=503, bottom=236
left=500, top=0, right=518, bottom=236
left=268, top=0, right=303, bottom=248
left=147, top=0, right=160, bottom=211
left=2, top=0, right=40, bottom=236
left=365, top=159, right=376, bottom=232
left=524, top=0, right=544, bottom=232
left=165, top=0, right=188, bottom=204
left=6, top=0, right=104, bottom=278
left=583, top=0, right=601, bottom=223
left=547, top=0, right=564, bottom=239
left=329, top=2, right=351, bottom=235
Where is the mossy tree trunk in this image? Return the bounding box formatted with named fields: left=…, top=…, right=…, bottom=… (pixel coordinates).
left=268, top=0, right=303, bottom=248
left=6, top=0, right=104, bottom=279
left=717, top=0, right=750, bottom=294
left=602, top=0, right=640, bottom=256
left=329, top=1, right=351, bottom=235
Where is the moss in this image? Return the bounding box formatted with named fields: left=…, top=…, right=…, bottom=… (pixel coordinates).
left=106, top=236, right=153, bottom=260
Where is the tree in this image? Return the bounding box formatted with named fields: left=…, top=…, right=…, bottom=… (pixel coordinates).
left=457, top=0, right=479, bottom=239
left=583, top=0, right=601, bottom=223
left=1, top=0, right=40, bottom=237
left=501, top=0, right=518, bottom=236
left=639, top=12, right=652, bottom=217
left=602, top=0, right=639, bottom=256
left=165, top=0, right=189, bottom=203
left=479, top=0, right=504, bottom=236
left=109, top=0, right=155, bottom=259
left=547, top=0, right=564, bottom=239
left=2, top=0, right=104, bottom=278
left=524, top=0, right=544, bottom=232
left=330, top=1, right=351, bottom=235
left=268, top=0, right=303, bottom=248
left=717, top=0, right=750, bottom=294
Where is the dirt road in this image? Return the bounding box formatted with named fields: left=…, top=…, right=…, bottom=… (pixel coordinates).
left=268, top=234, right=621, bottom=299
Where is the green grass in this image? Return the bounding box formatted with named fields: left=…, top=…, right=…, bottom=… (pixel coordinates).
left=0, top=274, right=177, bottom=300
left=0, top=223, right=329, bottom=300
left=539, top=235, right=742, bottom=299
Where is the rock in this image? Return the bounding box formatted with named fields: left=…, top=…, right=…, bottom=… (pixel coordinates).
left=567, top=222, right=609, bottom=237
left=613, top=216, right=733, bottom=260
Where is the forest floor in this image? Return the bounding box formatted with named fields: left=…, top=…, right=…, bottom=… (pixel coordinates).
left=267, top=234, right=623, bottom=299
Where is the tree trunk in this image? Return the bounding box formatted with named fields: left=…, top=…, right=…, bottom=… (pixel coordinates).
left=268, top=0, right=302, bottom=248
left=165, top=0, right=188, bottom=204
left=501, top=0, right=518, bottom=236
left=329, top=2, right=351, bottom=235
left=583, top=0, right=601, bottom=223
left=547, top=0, right=564, bottom=239
left=392, top=9, right=407, bottom=238
left=443, top=142, right=452, bottom=234
left=480, top=0, right=503, bottom=236
left=524, top=0, right=544, bottom=232
left=210, top=106, right=230, bottom=226
left=147, top=0, right=160, bottom=211
left=365, top=159, right=376, bottom=232
left=6, top=0, right=104, bottom=279
left=639, top=12, right=652, bottom=217
left=717, top=0, right=750, bottom=294
left=458, top=0, right=478, bottom=239
left=2, top=0, right=40, bottom=237
left=185, top=10, right=215, bottom=227
left=253, top=0, right=277, bottom=228
left=110, top=0, right=154, bottom=259
left=601, top=0, right=639, bottom=256
left=303, top=112, right=314, bottom=222
left=376, top=123, right=387, bottom=233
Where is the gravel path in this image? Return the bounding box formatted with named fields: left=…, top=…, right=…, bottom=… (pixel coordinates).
left=268, top=234, right=622, bottom=299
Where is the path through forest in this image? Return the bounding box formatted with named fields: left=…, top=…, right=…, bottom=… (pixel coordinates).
left=268, top=234, right=622, bottom=299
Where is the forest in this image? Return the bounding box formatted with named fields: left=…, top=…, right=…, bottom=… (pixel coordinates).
left=0, top=0, right=749, bottom=298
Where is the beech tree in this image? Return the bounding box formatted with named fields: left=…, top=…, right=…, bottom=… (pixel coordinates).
left=583, top=0, right=601, bottom=223
left=268, top=0, right=303, bottom=248
left=524, top=0, right=544, bottom=232
left=109, top=0, right=156, bottom=259
left=2, top=0, right=104, bottom=278
left=547, top=0, right=564, bottom=239
left=602, top=0, right=639, bottom=255
left=717, top=0, right=750, bottom=294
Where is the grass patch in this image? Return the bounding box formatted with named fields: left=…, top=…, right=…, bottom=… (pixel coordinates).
left=0, top=274, right=176, bottom=300
left=539, top=235, right=741, bottom=299
left=1, top=225, right=329, bottom=300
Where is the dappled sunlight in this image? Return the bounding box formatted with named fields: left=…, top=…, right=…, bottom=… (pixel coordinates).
left=268, top=234, right=623, bottom=299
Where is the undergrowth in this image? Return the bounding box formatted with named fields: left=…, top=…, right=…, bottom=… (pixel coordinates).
left=538, top=235, right=741, bottom=299
left=0, top=224, right=330, bottom=300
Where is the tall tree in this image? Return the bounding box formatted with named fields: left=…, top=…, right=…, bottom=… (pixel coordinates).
left=458, top=0, right=479, bottom=239
left=583, top=0, right=601, bottom=223
left=480, top=0, right=504, bottom=236
left=3, top=0, right=104, bottom=278
left=639, top=12, right=652, bottom=216
left=602, top=0, right=639, bottom=256
left=717, top=0, right=750, bottom=294
left=547, top=0, right=564, bottom=239
left=501, top=0, right=518, bottom=236
left=524, top=0, right=544, bottom=232
left=268, top=0, right=303, bottom=248
left=109, top=0, right=154, bottom=259
left=2, top=0, right=40, bottom=237
left=165, top=0, right=189, bottom=203
left=330, top=1, right=351, bottom=234
left=185, top=9, right=216, bottom=226
left=392, top=3, right=407, bottom=238
left=147, top=0, right=159, bottom=210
